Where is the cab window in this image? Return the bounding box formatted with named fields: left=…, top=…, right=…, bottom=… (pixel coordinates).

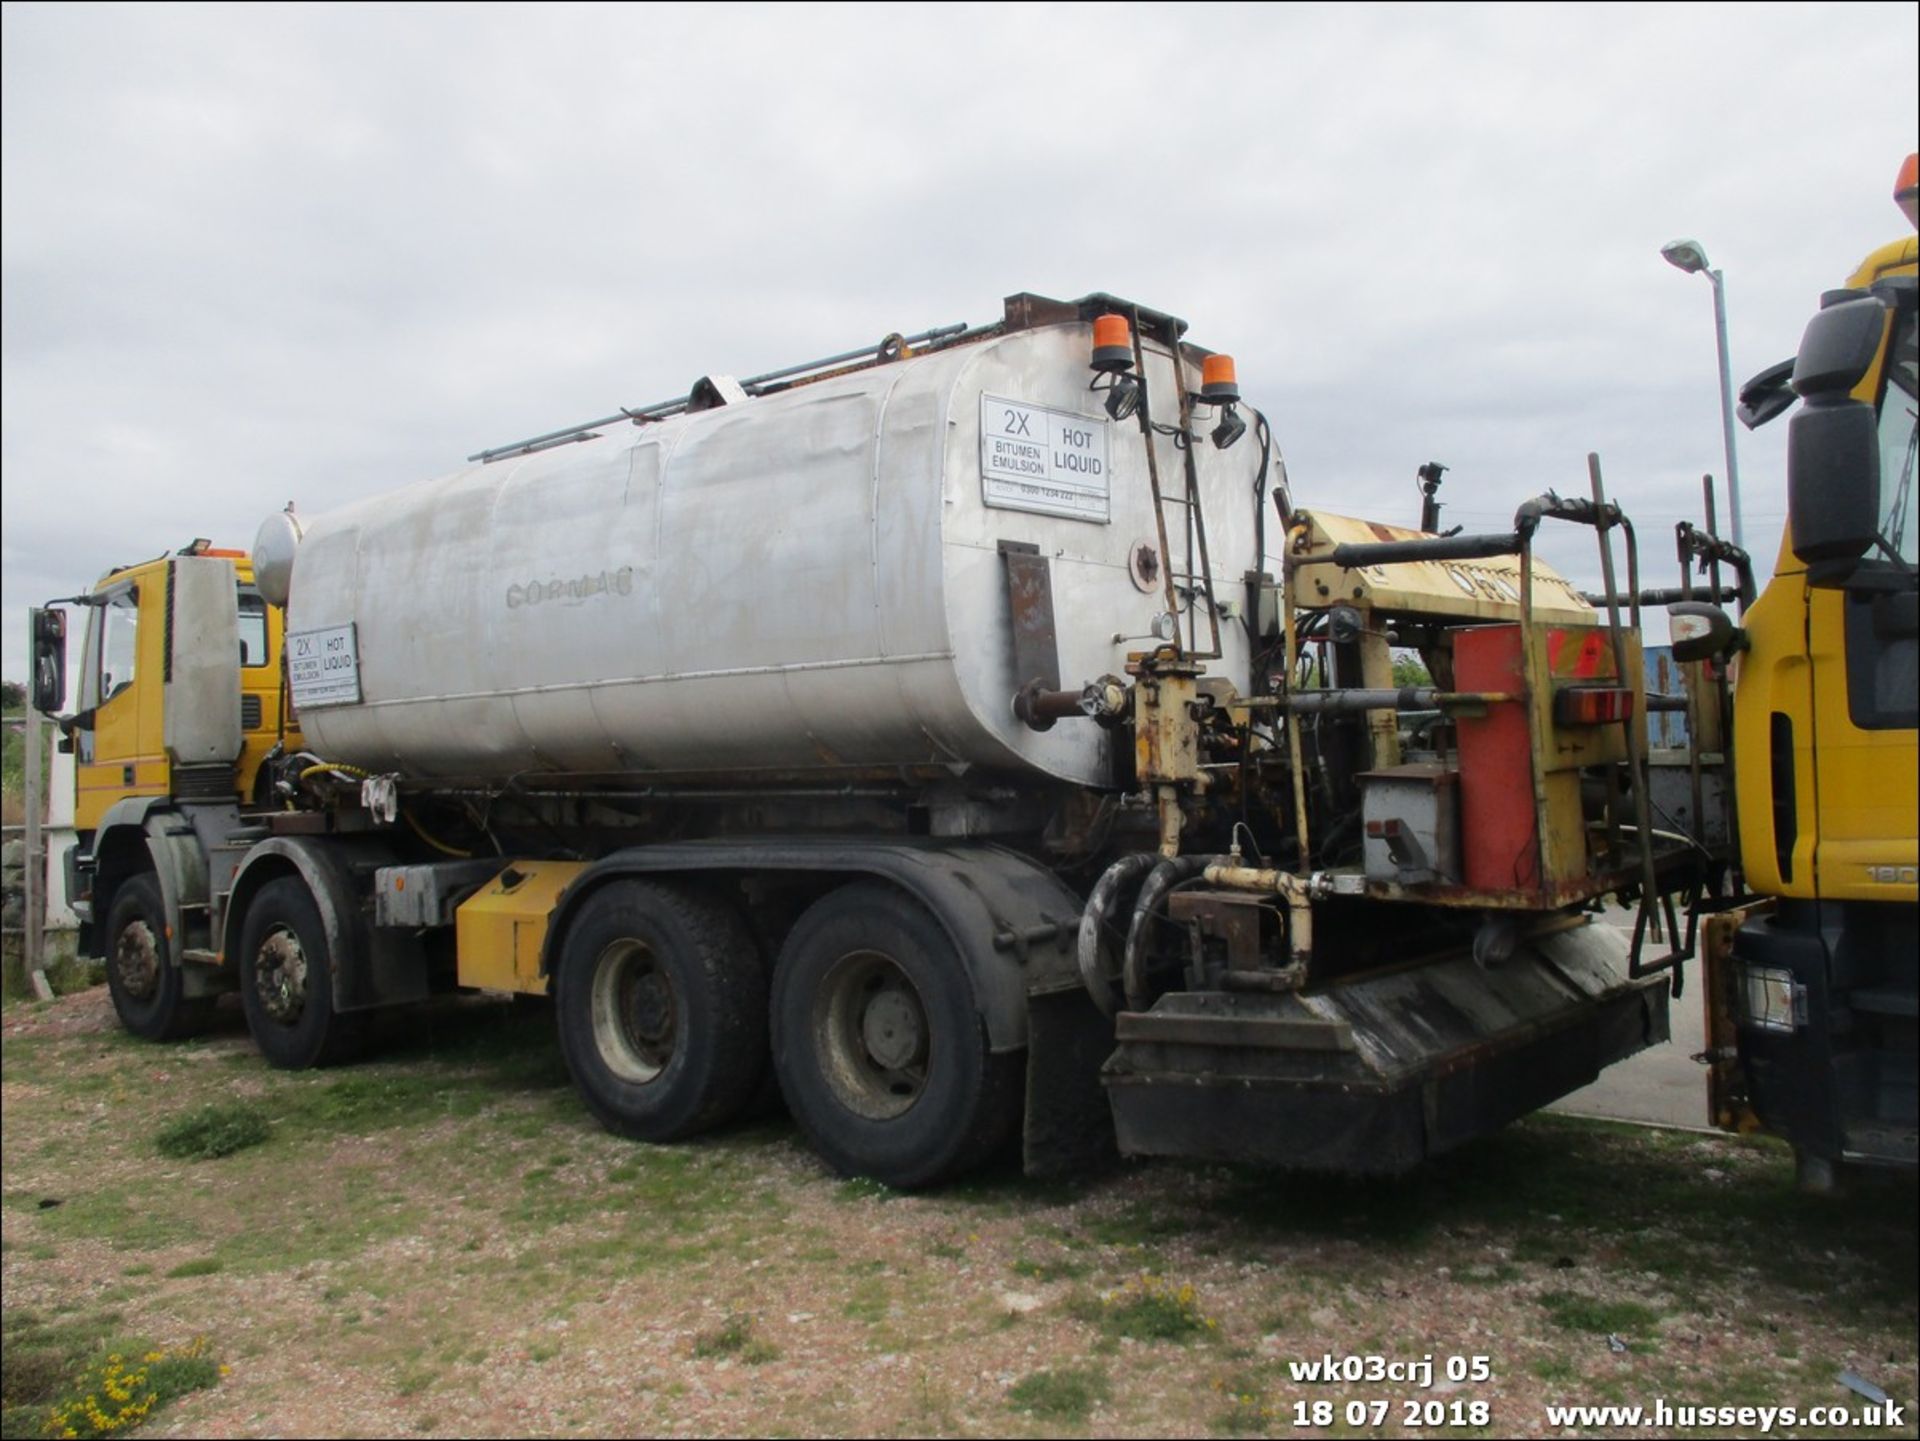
left=99, top=591, right=138, bottom=701
left=239, top=591, right=270, bottom=668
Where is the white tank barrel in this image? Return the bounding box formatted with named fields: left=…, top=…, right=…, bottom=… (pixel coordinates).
left=272, top=304, right=1262, bottom=788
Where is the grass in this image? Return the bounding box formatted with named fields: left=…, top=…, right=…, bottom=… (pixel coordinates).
left=1531, top=1355, right=1580, bottom=1383
left=3, top=986, right=1916, bottom=1436
left=1011, top=1254, right=1088, bottom=1283
left=842, top=1276, right=890, bottom=1325
left=1083, top=1200, right=1193, bottom=1251
left=1094, top=1274, right=1218, bottom=1344
left=0, top=1308, right=221, bottom=1441
left=1007, top=1366, right=1109, bottom=1423
left=154, top=1103, right=271, bottom=1161
left=1209, top=1384, right=1277, bottom=1436
left=1536, top=1290, right=1664, bottom=1336
left=3, top=931, right=94, bottom=1005
left=691, top=1314, right=779, bottom=1365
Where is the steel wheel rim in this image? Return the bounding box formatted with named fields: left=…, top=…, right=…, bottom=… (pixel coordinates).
left=812, top=949, right=930, bottom=1121
left=590, top=938, right=678, bottom=1084
left=114, top=918, right=161, bottom=1001
left=255, top=923, right=309, bottom=1025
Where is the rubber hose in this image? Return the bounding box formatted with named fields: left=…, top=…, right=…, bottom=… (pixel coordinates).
left=1076, top=853, right=1159, bottom=1017
left=1122, top=855, right=1218, bottom=1012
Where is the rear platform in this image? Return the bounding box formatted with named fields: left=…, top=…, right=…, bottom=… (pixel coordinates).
left=1102, top=921, right=1670, bottom=1174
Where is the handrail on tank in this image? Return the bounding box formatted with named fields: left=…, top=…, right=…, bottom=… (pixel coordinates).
left=467, top=322, right=971, bottom=464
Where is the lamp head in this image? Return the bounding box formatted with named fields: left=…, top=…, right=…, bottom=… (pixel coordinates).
left=1661, top=238, right=1710, bottom=275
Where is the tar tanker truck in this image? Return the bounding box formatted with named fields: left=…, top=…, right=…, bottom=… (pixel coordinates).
left=31, top=291, right=1711, bottom=1187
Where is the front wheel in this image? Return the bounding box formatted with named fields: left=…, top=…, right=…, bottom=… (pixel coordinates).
left=554, top=880, right=767, bottom=1142
left=771, top=883, right=1018, bottom=1189
left=237, top=876, right=363, bottom=1069
left=103, top=874, right=212, bottom=1040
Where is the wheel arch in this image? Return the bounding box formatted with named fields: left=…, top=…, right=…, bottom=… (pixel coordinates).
left=538, top=840, right=1084, bottom=1053
left=91, top=799, right=207, bottom=970
left=221, top=836, right=425, bottom=1013
left=91, top=797, right=169, bottom=943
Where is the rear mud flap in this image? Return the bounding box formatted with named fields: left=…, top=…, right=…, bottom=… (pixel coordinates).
left=1023, top=987, right=1119, bottom=1180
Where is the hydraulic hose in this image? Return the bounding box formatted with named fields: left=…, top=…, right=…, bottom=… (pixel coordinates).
left=1076, top=853, right=1158, bottom=1017
left=1121, top=854, right=1218, bottom=1012
left=297, top=760, right=371, bottom=782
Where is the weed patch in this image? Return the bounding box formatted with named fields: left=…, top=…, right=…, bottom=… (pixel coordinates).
left=1537, top=1290, right=1662, bottom=1336
left=691, top=1314, right=778, bottom=1365
left=1095, top=1274, right=1218, bottom=1344
left=163, top=1258, right=222, bottom=1279
left=11, top=1334, right=222, bottom=1440
left=1007, top=1366, right=1109, bottom=1422
left=154, top=1104, right=269, bottom=1161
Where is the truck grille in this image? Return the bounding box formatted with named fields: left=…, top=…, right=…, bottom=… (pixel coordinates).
left=171, top=764, right=235, bottom=801
left=242, top=694, right=262, bottom=729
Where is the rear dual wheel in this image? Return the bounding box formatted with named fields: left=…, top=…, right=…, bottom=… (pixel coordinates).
left=553, top=876, right=1017, bottom=1188
left=771, top=884, right=1019, bottom=1189
left=554, top=880, right=768, bottom=1141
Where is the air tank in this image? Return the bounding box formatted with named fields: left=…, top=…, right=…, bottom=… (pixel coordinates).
left=270, top=301, right=1263, bottom=788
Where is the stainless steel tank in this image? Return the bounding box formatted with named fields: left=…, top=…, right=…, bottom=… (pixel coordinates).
left=274, top=309, right=1262, bottom=787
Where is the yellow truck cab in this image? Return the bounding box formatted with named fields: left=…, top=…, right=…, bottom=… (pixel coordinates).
left=71, top=544, right=294, bottom=827
left=1711, top=156, right=1918, bottom=1186
left=30, top=541, right=301, bottom=1036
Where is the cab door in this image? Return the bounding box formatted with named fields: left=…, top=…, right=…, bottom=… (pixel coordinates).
left=1808, top=276, right=1918, bottom=902
left=74, top=572, right=168, bottom=830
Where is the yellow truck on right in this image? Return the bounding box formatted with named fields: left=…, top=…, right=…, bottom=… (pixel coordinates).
left=1696, top=153, right=1918, bottom=1189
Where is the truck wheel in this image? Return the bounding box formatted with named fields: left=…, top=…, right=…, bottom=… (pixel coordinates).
left=771, top=882, right=1019, bottom=1189
left=237, top=876, right=363, bottom=1069
left=554, top=880, right=767, bottom=1142
left=103, top=874, right=211, bottom=1040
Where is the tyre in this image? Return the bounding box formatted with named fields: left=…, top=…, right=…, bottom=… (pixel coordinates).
left=771, top=882, right=1019, bottom=1189
left=103, top=873, right=212, bottom=1040
left=554, top=880, right=767, bottom=1142
left=237, top=875, right=364, bottom=1069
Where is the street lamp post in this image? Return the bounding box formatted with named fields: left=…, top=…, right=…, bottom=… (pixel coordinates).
left=1661, top=238, right=1745, bottom=552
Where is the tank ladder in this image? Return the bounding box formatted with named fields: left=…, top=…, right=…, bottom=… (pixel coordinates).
left=1126, top=312, right=1223, bottom=662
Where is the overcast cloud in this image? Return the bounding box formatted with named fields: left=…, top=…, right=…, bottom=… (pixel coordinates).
left=4, top=1, right=1917, bottom=682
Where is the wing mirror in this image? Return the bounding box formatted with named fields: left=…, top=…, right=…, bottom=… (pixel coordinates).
left=29, top=607, right=67, bottom=715
left=1787, top=293, right=1887, bottom=571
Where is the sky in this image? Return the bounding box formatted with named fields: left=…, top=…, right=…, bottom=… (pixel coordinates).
left=3, top=1, right=1917, bottom=686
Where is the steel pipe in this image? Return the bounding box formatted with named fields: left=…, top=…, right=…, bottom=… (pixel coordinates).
left=1318, top=531, right=1522, bottom=569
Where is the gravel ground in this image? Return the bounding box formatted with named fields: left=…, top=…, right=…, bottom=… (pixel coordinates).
left=3, top=987, right=1915, bottom=1439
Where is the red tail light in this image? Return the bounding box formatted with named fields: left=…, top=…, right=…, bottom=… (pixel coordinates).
left=1553, top=685, right=1634, bottom=726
